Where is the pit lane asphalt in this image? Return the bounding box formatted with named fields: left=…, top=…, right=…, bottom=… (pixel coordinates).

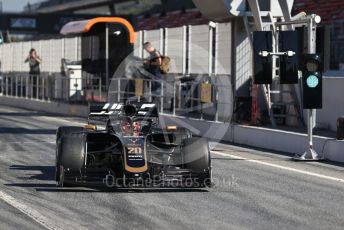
left=0, top=105, right=344, bottom=230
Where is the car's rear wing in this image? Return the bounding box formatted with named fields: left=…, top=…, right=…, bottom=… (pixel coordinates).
left=89, top=102, right=158, bottom=120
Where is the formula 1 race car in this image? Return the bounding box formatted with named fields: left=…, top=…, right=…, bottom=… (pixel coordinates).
left=55, top=102, right=212, bottom=188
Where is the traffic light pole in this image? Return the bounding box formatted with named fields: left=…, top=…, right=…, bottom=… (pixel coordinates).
left=275, top=14, right=322, bottom=160
left=300, top=109, right=320, bottom=160
left=295, top=15, right=322, bottom=160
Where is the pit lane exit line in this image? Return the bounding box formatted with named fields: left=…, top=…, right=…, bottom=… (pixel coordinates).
left=211, top=150, right=344, bottom=184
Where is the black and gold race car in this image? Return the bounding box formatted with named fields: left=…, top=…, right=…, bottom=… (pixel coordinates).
left=55, top=102, right=212, bottom=188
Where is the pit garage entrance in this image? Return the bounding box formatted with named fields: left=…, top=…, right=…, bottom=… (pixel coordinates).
left=61, top=17, right=135, bottom=89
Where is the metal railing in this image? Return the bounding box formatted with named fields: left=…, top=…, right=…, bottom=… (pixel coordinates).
left=0, top=73, right=104, bottom=103
left=108, top=77, right=231, bottom=123
left=108, top=77, right=166, bottom=113
left=0, top=73, right=232, bottom=123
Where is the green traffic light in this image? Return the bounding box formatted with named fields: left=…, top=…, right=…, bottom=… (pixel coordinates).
left=306, top=75, right=319, bottom=88
left=302, top=54, right=322, bottom=109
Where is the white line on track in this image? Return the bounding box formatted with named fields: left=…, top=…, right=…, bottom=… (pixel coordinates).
left=0, top=190, right=62, bottom=230
left=211, top=150, right=344, bottom=184
left=3, top=141, right=55, bottom=144
left=0, top=106, right=85, bottom=126
left=40, top=116, right=85, bottom=126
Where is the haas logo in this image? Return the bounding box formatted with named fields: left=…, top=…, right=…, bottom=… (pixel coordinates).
left=129, top=138, right=139, bottom=144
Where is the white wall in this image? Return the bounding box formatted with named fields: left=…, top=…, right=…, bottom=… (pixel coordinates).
left=189, top=24, right=211, bottom=74
left=165, top=27, right=186, bottom=74
left=316, top=74, right=344, bottom=131
left=215, top=22, right=232, bottom=75
left=134, top=23, right=232, bottom=76
left=134, top=31, right=143, bottom=58
left=0, top=37, right=81, bottom=73
left=234, top=20, right=252, bottom=96
left=143, top=29, right=162, bottom=58
left=159, top=114, right=344, bottom=163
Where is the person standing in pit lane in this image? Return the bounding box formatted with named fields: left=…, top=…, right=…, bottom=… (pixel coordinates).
left=25, top=48, right=42, bottom=75
left=25, top=48, right=42, bottom=98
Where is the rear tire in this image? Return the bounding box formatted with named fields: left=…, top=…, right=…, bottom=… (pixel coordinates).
left=56, top=126, right=84, bottom=144
left=182, top=137, right=212, bottom=187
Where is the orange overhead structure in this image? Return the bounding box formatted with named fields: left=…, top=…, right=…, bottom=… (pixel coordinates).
left=60, top=17, right=135, bottom=91
left=60, top=17, right=135, bottom=44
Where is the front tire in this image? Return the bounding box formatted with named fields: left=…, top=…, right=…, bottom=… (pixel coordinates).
left=56, top=126, right=85, bottom=185
left=57, top=165, right=65, bottom=187
left=182, top=137, right=212, bottom=187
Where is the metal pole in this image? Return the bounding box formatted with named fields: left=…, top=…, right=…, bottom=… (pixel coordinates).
left=42, top=76, right=45, bottom=100
left=137, top=80, right=140, bottom=103
left=15, top=75, right=18, bottom=98
left=105, top=24, right=109, bottom=91
left=308, top=110, right=313, bottom=147
left=20, top=76, right=23, bottom=97
left=7, top=76, right=10, bottom=96
left=47, top=75, right=51, bottom=102
left=99, top=77, right=102, bottom=102
left=215, top=89, right=219, bottom=122
left=182, top=26, right=187, bottom=75
left=117, top=79, right=121, bottom=102
left=30, top=75, right=33, bottom=99
left=0, top=75, right=3, bottom=96
left=36, top=75, right=39, bottom=100
left=178, top=82, right=182, bottom=109
left=5, top=76, right=7, bottom=96
left=200, top=102, right=204, bottom=120
left=307, top=16, right=316, bottom=154
left=173, top=81, right=176, bottom=116
left=149, top=81, right=152, bottom=102
left=294, top=14, right=321, bottom=160
left=160, top=81, right=164, bottom=113
left=208, top=25, right=214, bottom=75
left=26, top=76, right=29, bottom=99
